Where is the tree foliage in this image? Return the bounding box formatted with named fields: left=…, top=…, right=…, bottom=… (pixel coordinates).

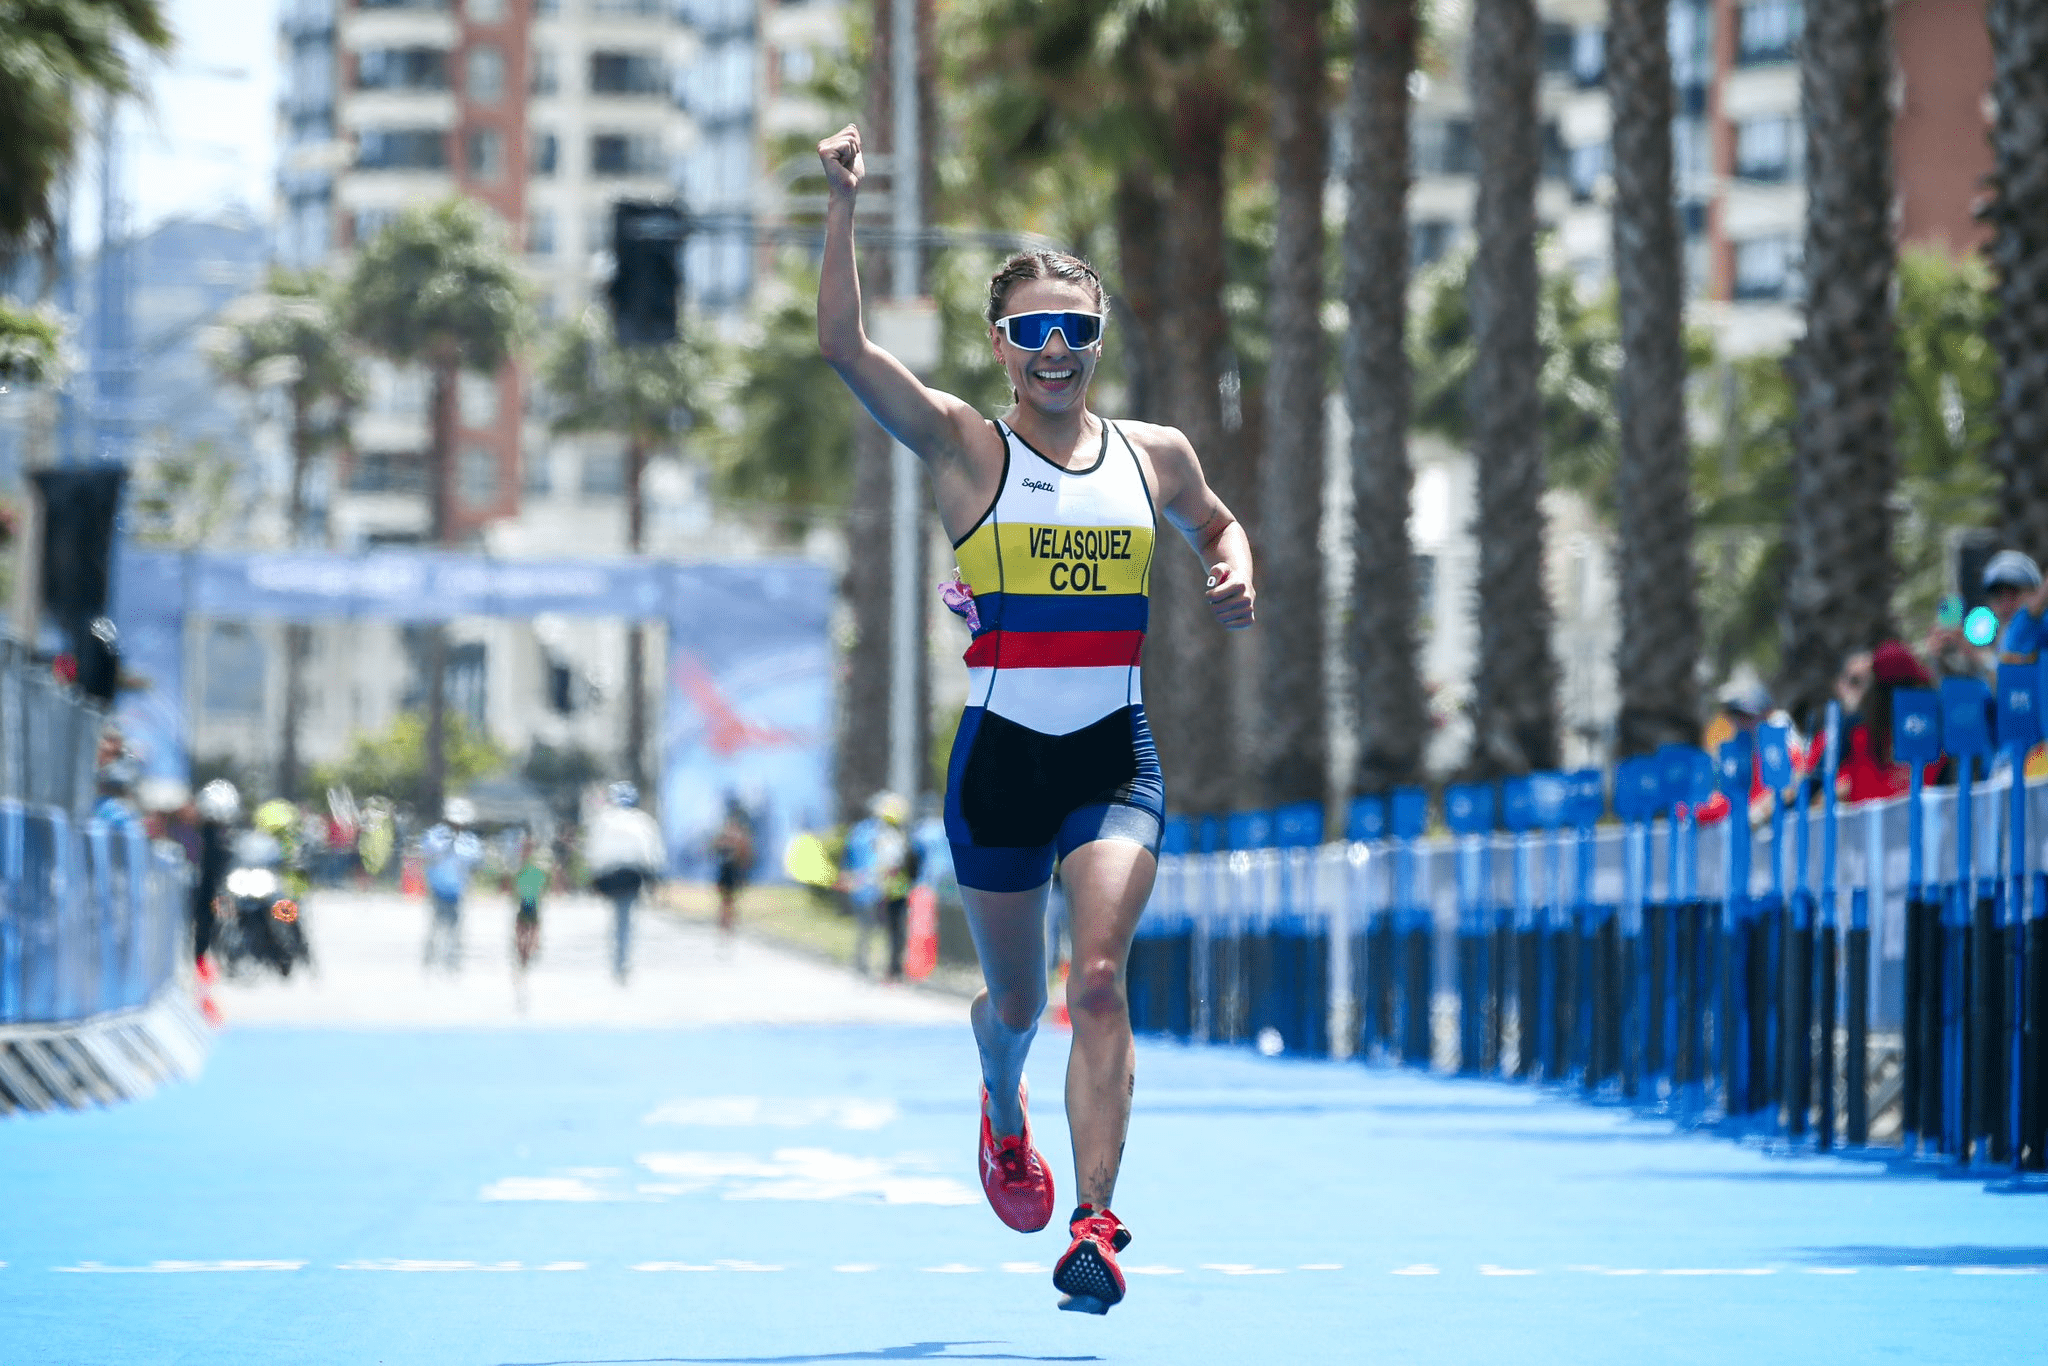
left=0, top=0, right=171, bottom=265
left=542, top=305, right=704, bottom=448
left=0, top=298, right=60, bottom=383
left=307, top=710, right=507, bottom=810
left=343, top=199, right=532, bottom=374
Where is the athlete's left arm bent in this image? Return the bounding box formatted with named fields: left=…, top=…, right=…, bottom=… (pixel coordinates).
left=1141, top=426, right=1255, bottom=631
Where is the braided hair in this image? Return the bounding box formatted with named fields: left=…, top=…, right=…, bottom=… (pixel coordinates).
left=984, top=250, right=1105, bottom=323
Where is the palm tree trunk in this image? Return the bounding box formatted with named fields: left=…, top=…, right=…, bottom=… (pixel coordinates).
left=280, top=384, right=313, bottom=799
left=1156, top=74, right=1238, bottom=817
left=1609, top=0, right=1701, bottom=757
left=1783, top=0, right=1897, bottom=719
left=1986, top=0, right=2048, bottom=554
left=1258, top=0, right=1330, bottom=809
left=1346, top=0, right=1430, bottom=793
left=625, top=433, right=648, bottom=796
left=1113, top=167, right=1167, bottom=424
left=1467, top=0, right=1559, bottom=776
left=421, top=356, right=459, bottom=817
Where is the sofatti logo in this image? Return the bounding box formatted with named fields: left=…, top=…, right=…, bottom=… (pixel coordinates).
left=1021, top=478, right=1055, bottom=493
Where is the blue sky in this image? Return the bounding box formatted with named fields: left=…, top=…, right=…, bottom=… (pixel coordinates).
left=123, top=0, right=281, bottom=232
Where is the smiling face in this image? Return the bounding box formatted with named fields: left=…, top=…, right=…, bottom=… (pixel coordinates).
left=990, top=278, right=1102, bottom=417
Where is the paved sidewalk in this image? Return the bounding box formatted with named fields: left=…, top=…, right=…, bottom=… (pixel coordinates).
left=213, top=889, right=959, bottom=1029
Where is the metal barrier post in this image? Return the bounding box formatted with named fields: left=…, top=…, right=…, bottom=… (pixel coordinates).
left=2024, top=870, right=2046, bottom=1170
left=1847, top=886, right=1870, bottom=1144
left=1817, top=701, right=1842, bottom=1150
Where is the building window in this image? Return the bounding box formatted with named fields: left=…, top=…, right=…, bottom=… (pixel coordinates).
left=459, top=443, right=501, bottom=504
left=351, top=208, right=398, bottom=246
left=1733, top=235, right=1801, bottom=300
left=590, top=50, right=667, bottom=96
left=1568, top=140, right=1609, bottom=202
left=580, top=448, right=626, bottom=496
left=1571, top=27, right=1605, bottom=87
left=527, top=209, right=555, bottom=256
left=530, top=47, right=558, bottom=95
left=459, top=371, right=500, bottom=426
left=202, top=623, right=267, bottom=716
left=594, top=0, right=666, bottom=14
left=348, top=450, right=426, bottom=493
left=1734, top=115, right=1798, bottom=181
left=590, top=132, right=664, bottom=177
left=1410, top=219, right=1455, bottom=271
left=465, top=127, right=504, bottom=179
left=1541, top=22, right=1575, bottom=76
left=1411, top=117, right=1474, bottom=176
left=357, top=127, right=448, bottom=170
left=777, top=44, right=815, bottom=87
left=530, top=130, right=557, bottom=177
left=465, top=45, right=505, bottom=102
left=356, top=47, right=448, bottom=91
left=1737, top=0, right=1802, bottom=65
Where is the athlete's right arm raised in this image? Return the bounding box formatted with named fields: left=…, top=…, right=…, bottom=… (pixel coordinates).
left=815, top=125, right=982, bottom=468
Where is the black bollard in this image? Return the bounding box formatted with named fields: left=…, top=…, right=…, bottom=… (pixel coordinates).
left=1903, top=893, right=1926, bottom=1145
left=1517, top=918, right=1541, bottom=1078
left=1971, top=884, right=1998, bottom=1162
left=1458, top=916, right=1482, bottom=1075
left=1818, top=914, right=1837, bottom=1150
left=1846, top=889, right=1870, bottom=1146
left=1646, top=901, right=1668, bottom=1093
left=2024, top=873, right=2047, bottom=1171
left=1784, top=891, right=1814, bottom=1139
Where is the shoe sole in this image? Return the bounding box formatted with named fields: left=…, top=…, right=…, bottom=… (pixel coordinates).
left=1053, top=1243, right=1123, bottom=1314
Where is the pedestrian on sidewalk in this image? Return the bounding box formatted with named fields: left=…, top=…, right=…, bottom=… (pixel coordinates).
left=422, top=799, right=483, bottom=972
left=512, top=836, right=548, bottom=973
left=586, top=781, right=665, bottom=984
left=710, top=796, right=756, bottom=934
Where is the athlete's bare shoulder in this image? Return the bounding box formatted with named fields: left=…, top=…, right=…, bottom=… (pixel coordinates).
left=1110, top=420, right=1201, bottom=504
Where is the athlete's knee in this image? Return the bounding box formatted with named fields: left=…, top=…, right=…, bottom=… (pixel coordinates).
left=1067, top=954, right=1127, bottom=1022
left=984, top=982, right=1046, bottom=1034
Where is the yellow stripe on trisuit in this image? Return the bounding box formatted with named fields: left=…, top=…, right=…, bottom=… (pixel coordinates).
left=956, top=522, right=1154, bottom=597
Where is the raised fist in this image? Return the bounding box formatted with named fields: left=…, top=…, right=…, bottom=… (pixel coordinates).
left=818, top=124, right=864, bottom=198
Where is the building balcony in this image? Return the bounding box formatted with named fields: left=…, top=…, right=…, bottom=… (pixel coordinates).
left=340, top=9, right=458, bottom=51
left=339, top=90, right=458, bottom=129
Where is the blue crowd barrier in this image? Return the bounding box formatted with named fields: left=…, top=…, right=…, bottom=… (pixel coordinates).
left=0, top=802, right=187, bottom=1027
left=1137, top=687, right=2048, bottom=1172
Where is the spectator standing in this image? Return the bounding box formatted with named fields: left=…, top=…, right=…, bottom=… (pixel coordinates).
left=586, top=781, right=665, bottom=983
left=710, top=797, right=756, bottom=934
left=422, top=799, right=484, bottom=972
left=512, top=837, right=547, bottom=974
left=193, top=780, right=241, bottom=966
left=1837, top=640, right=1939, bottom=802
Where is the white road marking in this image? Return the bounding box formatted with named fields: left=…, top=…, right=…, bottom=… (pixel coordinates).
left=643, top=1098, right=900, bottom=1131
left=480, top=1177, right=615, bottom=1202
left=1124, top=1266, right=1186, bottom=1276
left=338, top=1260, right=540, bottom=1272
left=1480, top=1265, right=1538, bottom=1276
left=1001, top=1262, right=1050, bottom=1274
left=923, top=1264, right=981, bottom=1274
left=629, top=1148, right=976, bottom=1207
left=1391, top=1264, right=1439, bottom=1276
left=1298, top=1264, right=1343, bottom=1272
left=1202, top=1264, right=1284, bottom=1276
left=718, top=1260, right=784, bottom=1272
left=633, top=1262, right=720, bottom=1272
left=57, top=1261, right=305, bottom=1274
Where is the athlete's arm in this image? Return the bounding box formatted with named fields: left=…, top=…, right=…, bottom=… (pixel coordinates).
left=1136, top=425, right=1256, bottom=631
left=815, top=125, right=983, bottom=468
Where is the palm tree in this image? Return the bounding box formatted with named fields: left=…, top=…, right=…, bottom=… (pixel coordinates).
left=344, top=198, right=532, bottom=814
left=543, top=306, right=702, bottom=793
left=0, top=0, right=171, bottom=268
left=1985, top=0, right=2048, bottom=556
left=1782, top=0, right=1897, bottom=719
left=210, top=267, right=361, bottom=797
left=1257, top=0, right=1330, bottom=810
left=1346, top=0, right=1430, bottom=794
left=1607, top=0, right=1700, bottom=756
left=1465, top=0, right=1559, bottom=775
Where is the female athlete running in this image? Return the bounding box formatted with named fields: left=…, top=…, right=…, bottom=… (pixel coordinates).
left=817, top=123, right=1254, bottom=1314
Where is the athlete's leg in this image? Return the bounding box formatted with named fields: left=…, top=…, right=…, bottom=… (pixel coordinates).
left=961, top=882, right=1051, bottom=1137
left=1057, top=837, right=1157, bottom=1208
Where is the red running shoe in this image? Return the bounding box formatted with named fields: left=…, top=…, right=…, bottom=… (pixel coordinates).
left=978, top=1080, right=1055, bottom=1233
left=1054, top=1204, right=1132, bottom=1314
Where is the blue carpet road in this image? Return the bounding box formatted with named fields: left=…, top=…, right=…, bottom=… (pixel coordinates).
left=1, top=1024, right=2041, bottom=1365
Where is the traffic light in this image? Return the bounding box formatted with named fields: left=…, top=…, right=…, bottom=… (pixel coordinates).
left=608, top=201, right=684, bottom=347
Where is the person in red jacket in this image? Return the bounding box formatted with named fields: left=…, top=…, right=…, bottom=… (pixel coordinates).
left=1835, top=639, right=1939, bottom=803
